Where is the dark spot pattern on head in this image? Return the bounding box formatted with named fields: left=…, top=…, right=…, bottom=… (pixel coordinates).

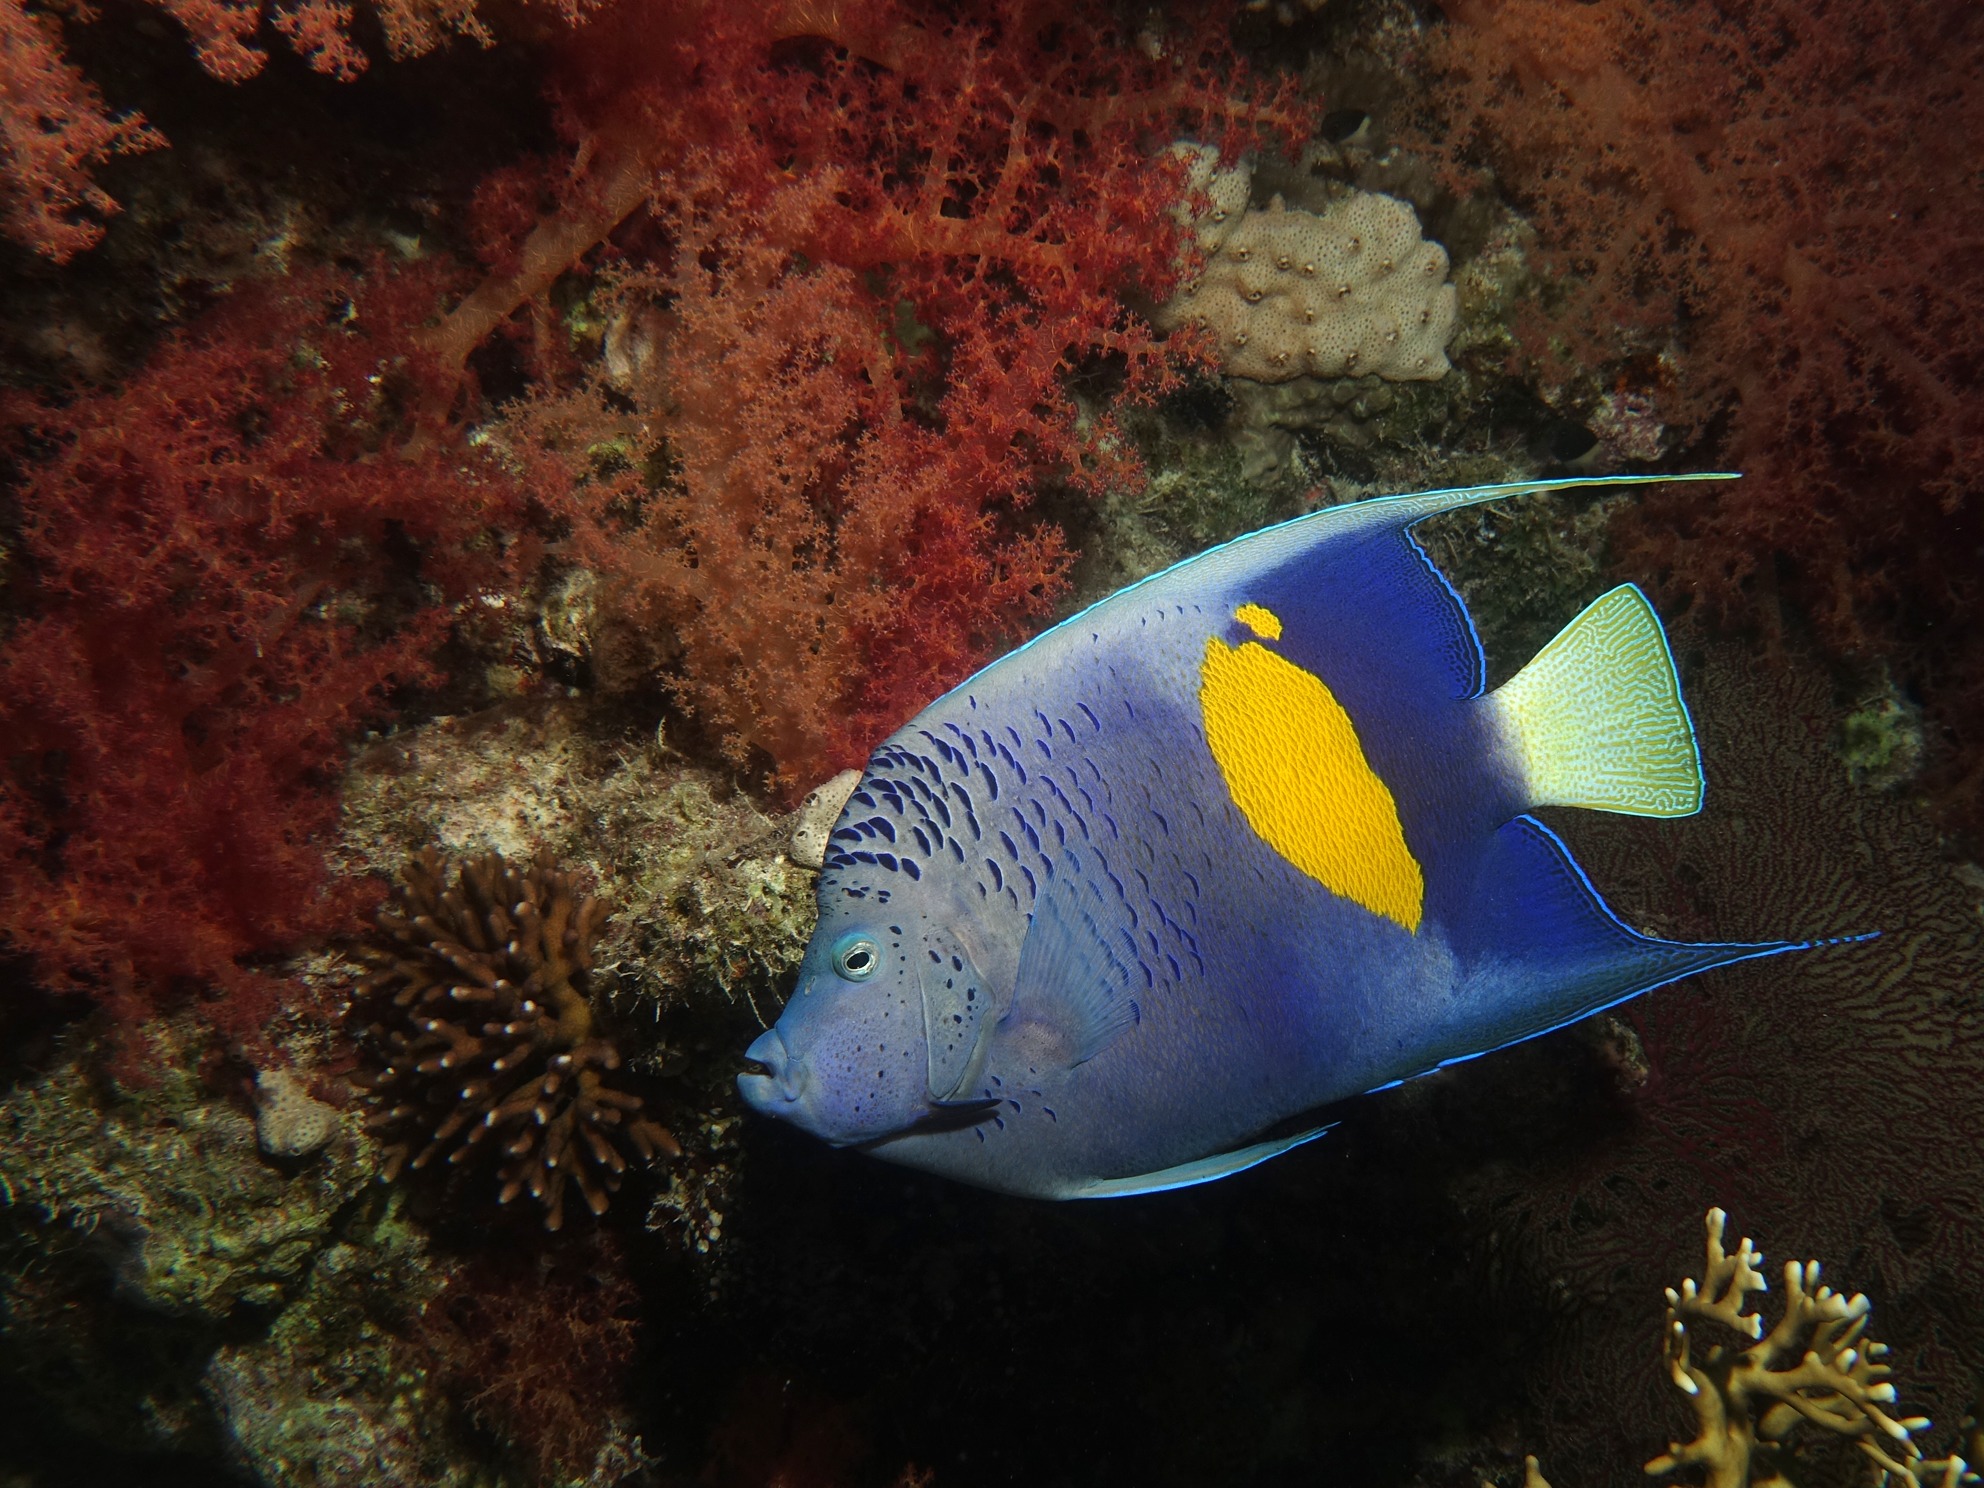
left=824, top=750, right=975, bottom=887
left=992, top=738, right=1028, bottom=785
left=819, top=657, right=1216, bottom=998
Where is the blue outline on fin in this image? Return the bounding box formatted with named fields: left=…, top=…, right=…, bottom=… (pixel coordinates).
left=1612, top=582, right=1706, bottom=817
left=1403, top=522, right=1488, bottom=700
left=1068, top=1124, right=1335, bottom=1199
left=1354, top=814, right=1876, bottom=1098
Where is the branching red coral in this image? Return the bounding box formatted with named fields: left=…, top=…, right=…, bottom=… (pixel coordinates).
left=475, top=0, right=1307, bottom=791
left=0, top=0, right=589, bottom=258
left=411, top=1235, right=643, bottom=1481
left=0, top=264, right=536, bottom=1039
left=0, top=0, right=164, bottom=261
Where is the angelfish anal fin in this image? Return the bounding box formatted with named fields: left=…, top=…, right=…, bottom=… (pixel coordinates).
left=1069, top=1125, right=1336, bottom=1199
left=1012, top=862, right=1142, bottom=1067
left=1443, top=814, right=1823, bottom=1060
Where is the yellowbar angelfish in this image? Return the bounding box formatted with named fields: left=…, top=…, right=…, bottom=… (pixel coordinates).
left=740, top=477, right=1849, bottom=1198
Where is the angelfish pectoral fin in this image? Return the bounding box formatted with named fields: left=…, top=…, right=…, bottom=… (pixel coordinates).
left=883, top=1094, right=1004, bottom=1141
left=1069, top=1125, right=1335, bottom=1199
left=1012, top=859, right=1141, bottom=1067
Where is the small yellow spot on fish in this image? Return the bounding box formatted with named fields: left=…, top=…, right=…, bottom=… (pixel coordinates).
left=1234, top=603, right=1283, bottom=640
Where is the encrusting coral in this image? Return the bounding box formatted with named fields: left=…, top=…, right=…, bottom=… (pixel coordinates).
left=1157, top=147, right=1457, bottom=382
left=349, top=848, right=679, bottom=1230
left=335, top=703, right=815, bottom=1011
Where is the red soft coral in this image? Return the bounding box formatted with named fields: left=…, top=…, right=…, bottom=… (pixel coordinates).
left=0, top=0, right=585, bottom=258
left=410, top=1236, right=641, bottom=1483
left=0, top=0, right=164, bottom=261
left=471, top=0, right=1303, bottom=791
left=1412, top=0, right=1984, bottom=831
left=0, top=264, right=534, bottom=1038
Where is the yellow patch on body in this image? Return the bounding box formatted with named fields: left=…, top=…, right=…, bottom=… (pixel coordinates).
left=1199, top=607, right=1424, bottom=932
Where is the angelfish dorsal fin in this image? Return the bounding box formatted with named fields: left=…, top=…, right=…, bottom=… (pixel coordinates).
left=1486, top=584, right=1703, bottom=817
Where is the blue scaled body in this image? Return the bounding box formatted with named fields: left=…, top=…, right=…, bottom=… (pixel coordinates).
left=739, top=476, right=1828, bottom=1199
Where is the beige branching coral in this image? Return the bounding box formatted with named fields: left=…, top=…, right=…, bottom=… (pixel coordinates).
left=349, top=848, right=678, bottom=1230
left=1645, top=1208, right=1974, bottom=1488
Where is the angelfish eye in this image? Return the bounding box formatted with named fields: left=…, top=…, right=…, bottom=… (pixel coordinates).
left=831, top=932, right=881, bottom=982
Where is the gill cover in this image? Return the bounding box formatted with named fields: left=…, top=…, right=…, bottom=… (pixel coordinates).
left=920, top=934, right=994, bottom=1102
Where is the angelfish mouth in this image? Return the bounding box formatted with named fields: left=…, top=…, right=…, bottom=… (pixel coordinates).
left=738, top=1027, right=804, bottom=1106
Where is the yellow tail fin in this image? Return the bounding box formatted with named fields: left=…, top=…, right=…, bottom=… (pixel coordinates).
left=1487, top=585, right=1703, bottom=817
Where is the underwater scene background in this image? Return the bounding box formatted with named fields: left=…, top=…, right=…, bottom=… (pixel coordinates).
left=0, top=0, right=1979, bottom=1484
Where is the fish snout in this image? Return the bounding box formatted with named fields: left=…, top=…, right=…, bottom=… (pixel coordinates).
left=738, top=1026, right=807, bottom=1111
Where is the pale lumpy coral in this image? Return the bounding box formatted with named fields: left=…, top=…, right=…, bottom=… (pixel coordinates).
left=254, top=1068, right=341, bottom=1158
left=1159, top=149, right=1457, bottom=383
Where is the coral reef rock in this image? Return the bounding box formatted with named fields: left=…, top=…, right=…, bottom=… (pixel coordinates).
left=350, top=847, right=680, bottom=1230
left=202, top=1209, right=471, bottom=1488
left=1160, top=150, right=1456, bottom=383
left=0, top=1020, right=513, bottom=1478
left=0, top=1020, right=369, bottom=1319
left=338, top=702, right=813, bottom=1009
left=253, top=1067, right=341, bottom=1158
